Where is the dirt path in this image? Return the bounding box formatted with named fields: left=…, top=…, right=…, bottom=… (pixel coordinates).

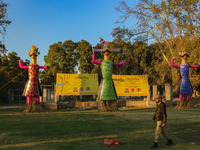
left=0, top=106, right=23, bottom=109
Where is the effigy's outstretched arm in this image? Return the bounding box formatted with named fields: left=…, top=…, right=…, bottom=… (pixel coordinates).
left=113, top=61, right=125, bottom=66
left=39, top=65, right=48, bottom=69
left=189, top=64, right=199, bottom=68
left=19, top=60, right=28, bottom=69
left=92, top=54, right=101, bottom=65
left=171, top=59, right=179, bottom=68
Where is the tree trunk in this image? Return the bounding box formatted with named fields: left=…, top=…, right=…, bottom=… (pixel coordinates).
left=24, top=97, right=44, bottom=113
left=174, top=96, right=191, bottom=109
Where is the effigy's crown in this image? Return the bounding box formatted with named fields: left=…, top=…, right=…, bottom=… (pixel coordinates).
left=93, top=37, right=120, bottom=53
left=179, top=46, right=189, bottom=57
left=103, top=42, right=110, bottom=50
left=29, top=45, right=40, bottom=56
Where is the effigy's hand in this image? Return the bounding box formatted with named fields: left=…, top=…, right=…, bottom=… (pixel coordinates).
left=44, top=63, right=50, bottom=69
left=122, top=60, right=126, bottom=65
left=161, top=123, right=165, bottom=127
left=92, top=47, right=94, bottom=54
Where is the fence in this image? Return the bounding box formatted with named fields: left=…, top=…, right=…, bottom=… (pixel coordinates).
left=8, top=89, right=26, bottom=104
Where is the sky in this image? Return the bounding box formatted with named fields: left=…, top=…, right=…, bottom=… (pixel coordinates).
left=3, top=0, right=136, bottom=65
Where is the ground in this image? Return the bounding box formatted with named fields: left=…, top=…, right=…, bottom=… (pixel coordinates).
left=0, top=105, right=200, bottom=150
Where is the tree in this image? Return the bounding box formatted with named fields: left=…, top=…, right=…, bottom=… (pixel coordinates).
left=111, top=29, right=162, bottom=83
left=116, top=0, right=200, bottom=64
left=41, top=40, right=78, bottom=85
left=116, top=0, right=200, bottom=109
left=76, top=40, right=94, bottom=74
left=112, top=26, right=200, bottom=100
left=0, top=1, right=11, bottom=55
left=0, top=52, right=29, bottom=102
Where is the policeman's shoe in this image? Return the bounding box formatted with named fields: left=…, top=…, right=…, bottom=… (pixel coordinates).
left=166, top=139, right=173, bottom=145
left=150, top=142, right=158, bottom=148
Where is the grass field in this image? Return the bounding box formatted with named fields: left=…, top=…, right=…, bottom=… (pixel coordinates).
left=0, top=106, right=200, bottom=150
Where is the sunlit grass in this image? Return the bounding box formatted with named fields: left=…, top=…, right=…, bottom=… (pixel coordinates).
left=0, top=107, right=200, bottom=150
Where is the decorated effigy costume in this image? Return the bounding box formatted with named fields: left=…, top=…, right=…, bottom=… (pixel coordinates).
left=171, top=49, right=200, bottom=101
left=19, top=45, right=48, bottom=104
left=92, top=37, right=125, bottom=104
left=93, top=55, right=124, bottom=102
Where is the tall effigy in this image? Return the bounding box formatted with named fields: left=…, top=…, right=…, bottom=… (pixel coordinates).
left=19, top=45, right=48, bottom=112
left=92, top=37, right=125, bottom=112
left=171, top=47, right=200, bottom=108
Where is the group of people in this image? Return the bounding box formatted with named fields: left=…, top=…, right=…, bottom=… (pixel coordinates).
left=19, top=38, right=199, bottom=148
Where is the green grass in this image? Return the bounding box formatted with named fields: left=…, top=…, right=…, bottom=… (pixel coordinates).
left=0, top=107, right=200, bottom=150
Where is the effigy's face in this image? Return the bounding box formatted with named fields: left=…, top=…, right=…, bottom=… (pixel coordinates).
left=104, top=51, right=110, bottom=56
left=31, top=53, right=37, bottom=60
left=183, top=55, right=188, bottom=60
left=29, top=45, right=40, bottom=59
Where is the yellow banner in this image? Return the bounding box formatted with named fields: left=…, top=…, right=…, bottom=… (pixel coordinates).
left=56, top=74, right=98, bottom=95
left=112, top=75, right=149, bottom=96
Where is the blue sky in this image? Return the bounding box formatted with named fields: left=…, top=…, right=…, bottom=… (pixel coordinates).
left=4, top=0, right=136, bottom=65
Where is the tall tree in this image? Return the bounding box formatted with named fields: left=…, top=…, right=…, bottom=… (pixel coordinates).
left=0, top=52, right=29, bottom=102
left=0, top=1, right=11, bottom=55
left=41, top=40, right=78, bottom=85
left=116, top=0, right=200, bottom=64
left=0, top=52, right=29, bottom=86
left=76, top=40, right=94, bottom=74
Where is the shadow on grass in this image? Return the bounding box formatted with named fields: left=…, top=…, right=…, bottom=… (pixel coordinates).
left=0, top=106, right=200, bottom=150
left=169, top=121, right=200, bottom=144
left=119, top=107, right=155, bottom=112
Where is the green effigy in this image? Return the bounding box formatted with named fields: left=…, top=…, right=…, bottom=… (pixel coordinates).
left=100, top=60, right=116, bottom=101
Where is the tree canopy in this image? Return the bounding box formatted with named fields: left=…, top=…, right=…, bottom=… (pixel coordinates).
left=0, top=0, right=11, bottom=55
left=115, top=0, right=200, bottom=64
left=41, top=40, right=78, bottom=85
left=0, top=52, right=29, bottom=102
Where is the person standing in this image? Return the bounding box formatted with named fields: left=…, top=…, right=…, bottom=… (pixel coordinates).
left=151, top=95, right=173, bottom=148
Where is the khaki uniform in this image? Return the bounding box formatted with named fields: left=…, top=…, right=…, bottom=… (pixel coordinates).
left=155, top=121, right=169, bottom=143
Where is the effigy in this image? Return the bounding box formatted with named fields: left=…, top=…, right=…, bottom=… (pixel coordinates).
left=92, top=37, right=125, bottom=112
left=171, top=47, right=200, bottom=109
left=19, top=45, right=48, bottom=112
